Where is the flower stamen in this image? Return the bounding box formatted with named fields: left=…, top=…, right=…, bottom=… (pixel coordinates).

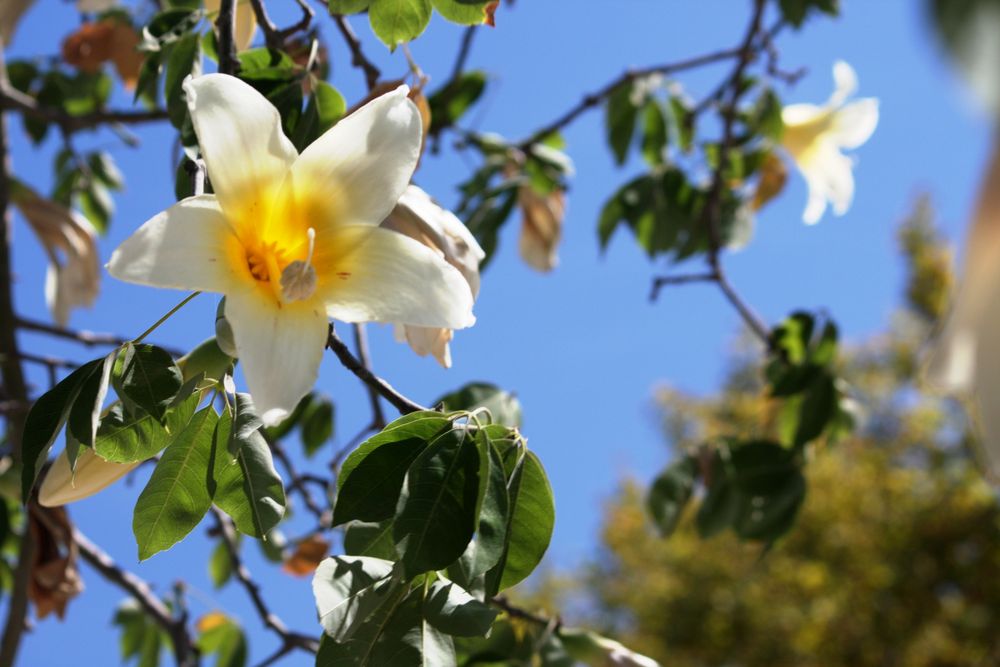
left=280, top=227, right=318, bottom=302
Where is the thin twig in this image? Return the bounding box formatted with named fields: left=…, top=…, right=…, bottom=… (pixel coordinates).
left=518, top=47, right=744, bottom=148
left=277, top=0, right=315, bottom=42
left=9, top=350, right=78, bottom=370
left=326, top=325, right=428, bottom=415
left=330, top=14, right=380, bottom=90
left=15, top=317, right=131, bottom=348
left=247, top=0, right=282, bottom=49
left=490, top=595, right=557, bottom=629
left=210, top=508, right=320, bottom=657
left=268, top=437, right=329, bottom=523
left=649, top=272, right=719, bottom=297
left=451, top=26, right=477, bottom=81
left=0, top=87, right=167, bottom=135
left=352, top=324, right=386, bottom=429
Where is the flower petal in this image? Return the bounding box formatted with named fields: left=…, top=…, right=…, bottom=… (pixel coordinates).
left=235, top=0, right=257, bottom=51
left=107, top=195, right=240, bottom=294
left=781, top=103, right=825, bottom=127
left=401, top=325, right=453, bottom=368
left=225, top=289, right=328, bottom=426
left=831, top=98, right=879, bottom=149
left=829, top=60, right=858, bottom=107
left=184, top=74, right=297, bottom=217
left=292, top=85, right=422, bottom=226
left=39, top=447, right=139, bottom=507
left=320, top=225, right=475, bottom=330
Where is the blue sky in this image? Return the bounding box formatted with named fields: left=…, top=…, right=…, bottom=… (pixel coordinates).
left=4, top=0, right=993, bottom=664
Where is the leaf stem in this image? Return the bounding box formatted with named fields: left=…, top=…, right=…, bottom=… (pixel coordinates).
left=132, top=292, right=201, bottom=345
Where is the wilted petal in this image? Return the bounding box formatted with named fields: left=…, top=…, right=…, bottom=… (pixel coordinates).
left=402, top=325, right=453, bottom=368
left=518, top=186, right=565, bottom=272
left=321, top=225, right=475, bottom=330
left=107, top=195, right=241, bottom=294
left=224, top=289, right=328, bottom=426
left=184, top=74, right=297, bottom=219
left=829, top=60, right=859, bottom=107
left=292, top=85, right=422, bottom=226
left=1, top=0, right=35, bottom=45
left=39, top=447, right=139, bottom=507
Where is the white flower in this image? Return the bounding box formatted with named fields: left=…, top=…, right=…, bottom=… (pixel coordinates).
left=926, top=142, right=1000, bottom=475
left=204, top=0, right=257, bottom=52
left=12, top=188, right=100, bottom=326
left=381, top=185, right=484, bottom=368
left=781, top=61, right=879, bottom=225
left=108, top=75, right=475, bottom=425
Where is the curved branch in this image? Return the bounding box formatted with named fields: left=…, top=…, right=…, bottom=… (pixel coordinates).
left=0, top=87, right=167, bottom=135
left=326, top=325, right=428, bottom=415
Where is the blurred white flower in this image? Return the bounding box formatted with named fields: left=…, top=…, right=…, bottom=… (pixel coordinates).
left=382, top=185, right=484, bottom=368
left=781, top=61, right=879, bottom=224
left=39, top=447, right=138, bottom=507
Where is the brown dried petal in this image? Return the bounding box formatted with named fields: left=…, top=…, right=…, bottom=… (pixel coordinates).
left=281, top=535, right=329, bottom=577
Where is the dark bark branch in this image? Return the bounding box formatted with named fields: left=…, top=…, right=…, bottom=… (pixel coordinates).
left=518, top=47, right=744, bottom=148
left=30, top=505, right=199, bottom=666
left=210, top=509, right=320, bottom=657
left=326, top=325, right=428, bottom=415
left=216, top=0, right=242, bottom=77
left=0, top=50, right=32, bottom=667
left=451, top=27, right=477, bottom=81
left=330, top=15, right=380, bottom=91
left=490, top=595, right=557, bottom=629
left=15, top=317, right=132, bottom=348
left=0, top=87, right=167, bottom=135
left=352, top=324, right=386, bottom=429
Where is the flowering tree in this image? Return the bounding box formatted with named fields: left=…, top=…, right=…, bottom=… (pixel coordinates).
left=9, top=0, right=988, bottom=665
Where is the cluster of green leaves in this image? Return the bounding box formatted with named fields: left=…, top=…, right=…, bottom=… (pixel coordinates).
left=313, top=408, right=554, bottom=665
left=328, top=0, right=495, bottom=49
left=647, top=312, right=853, bottom=544
left=777, top=0, right=839, bottom=28
left=598, top=76, right=784, bottom=261
left=6, top=62, right=112, bottom=145
left=113, top=601, right=248, bottom=667
left=134, top=2, right=346, bottom=198
left=20, top=336, right=290, bottom=560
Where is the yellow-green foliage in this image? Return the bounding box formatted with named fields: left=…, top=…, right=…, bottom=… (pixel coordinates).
left=580, top=200, right=1000, bottom=666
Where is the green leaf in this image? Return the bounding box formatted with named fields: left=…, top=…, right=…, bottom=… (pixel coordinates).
left=118, top=343, right=184, bottom=422
left=328, top=0, right=371, bottom=13
left=369, top=0, right=432, bottom=49
left=334, top=411, right=452, bottom=525
left=301, top=395, right=335, bottom=457
left=211, top=408, right=286, bottom=538
left=343, top=521, right=397, bottom=559
left=424, top=579, right=497, bottom=637
left=485, top=443, right=555, bottom=593
left=729, top=441, right=806, bottom=541
left=133, top=407, right=218, bottom=560
left=66, top=353, right=113, bottom=448
left=228, top=392, right=263, bottom=457
left=78, top=181, right=114, bottom=234
left=312, top=555, right=398, bottom=641
left=647, top=456, right=698, bottom=537
left=165, top=31, right=200, bottom=129
left=88, top=152, right=125, bottom=190
left=606, top=83, right=639, bottom=165
left=435, top=382, right=522, bottom=427
left=432, top=0, right=491, bottom=25
left=450, top=430, right=509, bottom=587
left=641, top=99, right=669, bottom=167
left=21, top=358, right=105, bottom=501
left=197, top=615, right=248, bottom=667
left=779, top=0, right=839, bottom=27
left=94, top=391, right=201, bottom=463
left=428, top=70, right=487, bottom=135
left=312, top=81, right=346, bottom=132
left=209, top=539, right=234, bottom=589
left=393, top=427, right=480, bottom=576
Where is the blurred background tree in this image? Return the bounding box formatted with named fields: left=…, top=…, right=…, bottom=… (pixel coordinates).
left=544, top=199, right=1000, bottom=667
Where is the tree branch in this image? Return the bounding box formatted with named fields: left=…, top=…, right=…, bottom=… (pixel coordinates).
left=518, top=46, right=744, bottom=148
left=216, top=0, right=242, bottom=77
left=326, top=325, right=428, bottom=415
left=330, top=15, right=380, bottom=91
left=352, top=324, right=386, bottom=430
left=451, top=26, right=478, bottom=81
left=30, top=505, right=199, bottom=666
left=0, top=50, right=32, bottom=667
left=0, top=87, right=167, bottom=135
left=210, top=508, right=320, bottom=658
